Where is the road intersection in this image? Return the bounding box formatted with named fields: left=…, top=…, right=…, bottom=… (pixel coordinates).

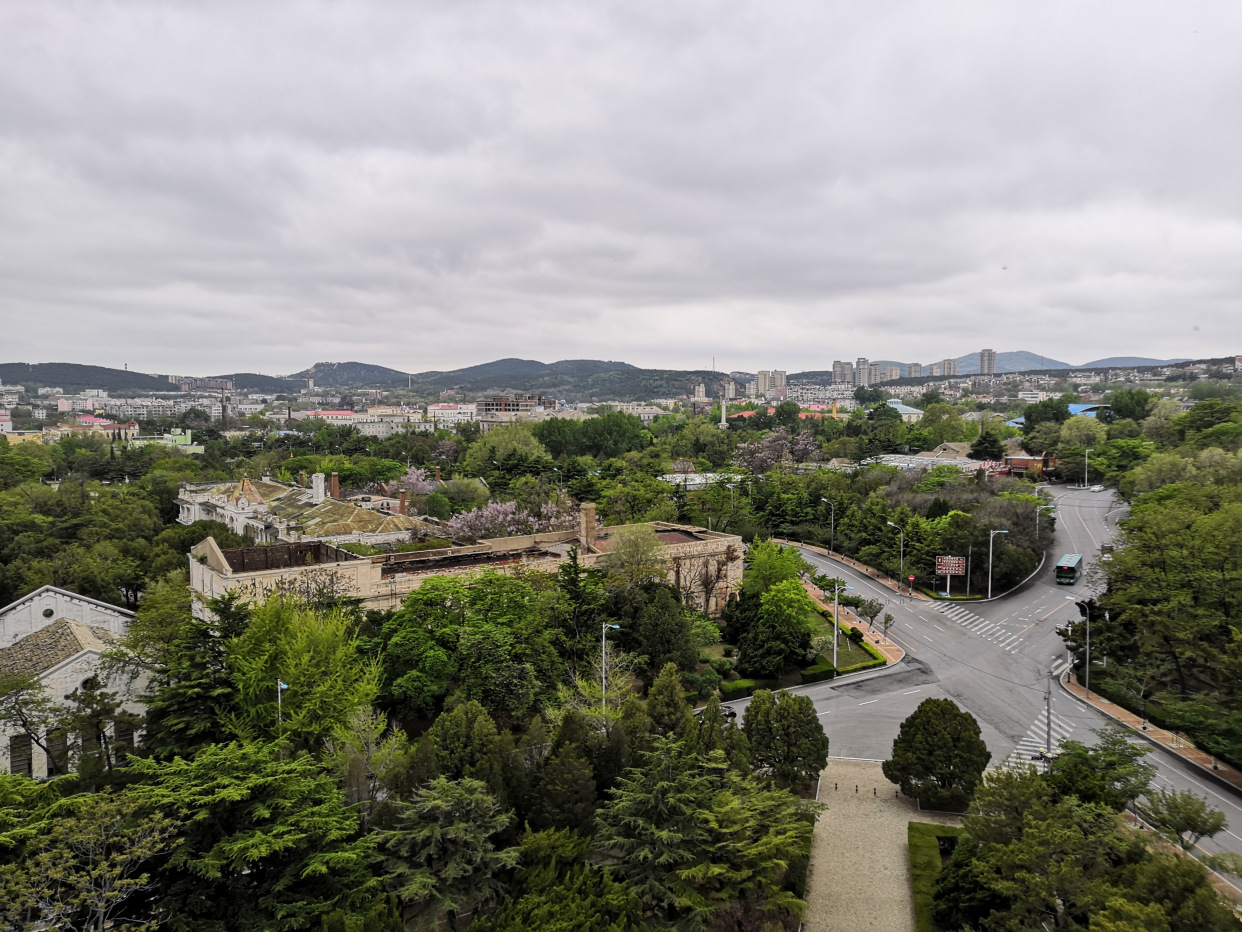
left=736, top=486, right=1242, bottom=861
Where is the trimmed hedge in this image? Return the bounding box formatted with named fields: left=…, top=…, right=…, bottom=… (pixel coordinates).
left=909, top=822, right=966, bottom=932
left=800, top=662, right=836, bottom=685
left=720, top=678, right=773, bottom=701
left=836, top=657, right=886, bottom=676
left=917, top=588, right=983, bottom=602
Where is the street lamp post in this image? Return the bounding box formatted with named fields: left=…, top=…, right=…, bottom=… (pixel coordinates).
left=821, top=498, right=836, bottom=554
left=601, top=624, right=621, bottom=712
left=1076, top=601, right=1092, bottom=700
left=1083, top=447, right=1093, bottom=488
left=886, top=521, right=905, bottom=595
left=987, top=529, right=1009, bottom=599
left=825, top=584, right=854, bottom=670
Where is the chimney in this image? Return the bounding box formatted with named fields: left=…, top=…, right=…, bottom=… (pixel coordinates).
left=435, top=466, right=442, bottom=482
left=399, top=490, right=407, bottom=516
left=579, top=502, right=597, bottom=550
left=329, top=472, right=340, bottom=499
left=299, top=471, right=307, bottom=487
left=311, top=473, right=325, bottom=504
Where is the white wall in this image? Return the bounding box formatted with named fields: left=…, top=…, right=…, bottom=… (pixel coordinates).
left=0, top=587, right=133, bottom=649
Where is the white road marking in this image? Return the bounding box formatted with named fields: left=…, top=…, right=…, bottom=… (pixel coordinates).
left=922, top=635, right=933, bottom=642
left=902, top=689, right=921, bottom=695
left=859, top=699, right=879, bottom=705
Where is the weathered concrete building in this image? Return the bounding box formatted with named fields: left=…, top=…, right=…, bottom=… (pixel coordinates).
left=189, top=505, right=743, bottom=616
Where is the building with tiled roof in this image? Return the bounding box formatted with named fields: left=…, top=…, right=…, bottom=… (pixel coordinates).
left=0, top=592, right=142, bottom=780
left=0, top=585, right=133, bottom=650
left=176, top=473, right=433, bottom=545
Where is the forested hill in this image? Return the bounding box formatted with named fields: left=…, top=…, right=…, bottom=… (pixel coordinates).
left=290, top=358, right=726, bottom=401
left=0, top=362, right=172, bottom=393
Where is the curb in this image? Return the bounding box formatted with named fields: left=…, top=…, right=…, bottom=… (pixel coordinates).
left=1056, top=673, right=1242, bottom=801
left=794, top=542, right=1048, bottom=606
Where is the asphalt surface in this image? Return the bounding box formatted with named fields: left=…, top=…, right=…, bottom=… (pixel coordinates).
left=730, top=485, right=1242, bottom=861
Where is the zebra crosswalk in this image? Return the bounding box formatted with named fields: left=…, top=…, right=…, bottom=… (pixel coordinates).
left=934, top=603, right=1025, bottom=651
left=1000, top=707, right=1076, bottom=771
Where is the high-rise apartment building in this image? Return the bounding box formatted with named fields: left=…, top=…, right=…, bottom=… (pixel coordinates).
left=855, top=357, right=871, bottom=387
left=755, top=371, right=771, bottom=397
left=928, top=363, right=942, bottom=377
left=868, top=363, right=883, bottom=384
left=907, top=363, right=923, bottom=378
left=979, top=349, right=997, bottom=376
left=772, top=370, right=786, bottom=391
left=941, top=358, right=959, bottom=376
left=832, top=360, right=854, bottom=384
left=884, top=366, right=901, bottom=382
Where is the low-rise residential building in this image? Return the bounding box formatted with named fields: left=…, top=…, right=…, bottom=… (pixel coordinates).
left=884, top=399, right=924, bottom=423
left=426, top=403, right=478, bottom=426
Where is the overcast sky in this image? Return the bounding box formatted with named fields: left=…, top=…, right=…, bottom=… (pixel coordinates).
left=2, top=2, right=1239, bottom=377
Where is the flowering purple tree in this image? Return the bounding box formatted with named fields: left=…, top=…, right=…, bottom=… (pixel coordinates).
left=790, top=432, right=822, bottom=463
left=732, top=429, right=793, bottom=473
left=391, top=467, right=439, bottom=496
left=447, top=500, right=583, bottom=542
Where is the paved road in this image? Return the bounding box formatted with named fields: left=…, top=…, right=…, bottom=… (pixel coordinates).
left=734, top=485, right=1242, bottom=861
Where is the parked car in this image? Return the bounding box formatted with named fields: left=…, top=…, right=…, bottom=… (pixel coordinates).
left=1090, top=485, right=1104, bottom=492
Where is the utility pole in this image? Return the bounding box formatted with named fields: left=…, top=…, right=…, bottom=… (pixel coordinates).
left=988, top=529, right=1009, bottom=599
left=1045, top=670, right=1053, bottom=772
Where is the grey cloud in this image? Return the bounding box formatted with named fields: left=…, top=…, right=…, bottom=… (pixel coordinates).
left=1, top=1, right=1239, bottom=376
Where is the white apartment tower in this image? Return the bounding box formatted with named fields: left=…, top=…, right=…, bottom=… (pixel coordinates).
left=854, top=357, right=871, bottom=387
left=941, top=358, right=959, bottom=376
left=907, top=363, right=923, bottom=378
left=979, top=349, right=997, bottom=376
left=832, top=360, right=854, bottom=384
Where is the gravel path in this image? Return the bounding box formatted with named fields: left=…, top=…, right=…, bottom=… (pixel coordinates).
left=802, top=758, right=961, bottom=932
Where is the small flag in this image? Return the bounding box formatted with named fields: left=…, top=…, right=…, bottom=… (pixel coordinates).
left=278, top=680, right=289, bottom=690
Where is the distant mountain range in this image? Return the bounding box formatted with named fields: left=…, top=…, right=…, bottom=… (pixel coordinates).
left=0, top=362, right=172, bottom=393
left=0, top=353, right=1210, bottom=401
left=1077, top=356, right=1190, bottom=368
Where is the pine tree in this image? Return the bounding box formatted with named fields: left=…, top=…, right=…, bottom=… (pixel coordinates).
left=126, top=741, right=378, bottom=931
left=376, top=776, right=520, bottom=931
left=140, top=590, right=250, bottom=759
left=742, top=689, right=829, bottom=790
left=424, top=700, right=506, bottom=798
left=883, top=698, right=990, bottom=810
left=646, top=663, right=691, bottom=735
left=530, top=746, right=598, bottom=833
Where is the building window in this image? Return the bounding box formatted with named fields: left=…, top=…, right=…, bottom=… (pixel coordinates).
left=8, top=735, right=32, bottom=777
left=47, top=730, right=69, bottom=776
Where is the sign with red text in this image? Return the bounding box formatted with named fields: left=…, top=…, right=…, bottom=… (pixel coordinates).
left=935, top=556, right=966, bottom=576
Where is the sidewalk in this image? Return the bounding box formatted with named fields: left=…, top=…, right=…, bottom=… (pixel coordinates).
left=774, top=538, right=932, bottom=603
left=1061, top=673, right=1242, bottom=795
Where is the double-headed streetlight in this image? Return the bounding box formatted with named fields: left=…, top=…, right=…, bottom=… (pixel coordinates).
left=824, top=582, right=854, bottom=669
left=821, top=498, right=836, bottom=554
left=987, top=529, right=1009, bottom=600
left=601, top=624, right=621, bottom=712
left=886, top=521, right=905, bottom=595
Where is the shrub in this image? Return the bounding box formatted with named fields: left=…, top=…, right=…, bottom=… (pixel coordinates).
left=720, top=678, right=771, bottom=701
left=847, top=626, right=864, bottom=644
left=709, top=657, right=733, bottom=677
left=800, top=662, right=836, bottom=685
left=722, top=646, right=734, bottom=657
left=684, top=668, right=723, bottom=699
